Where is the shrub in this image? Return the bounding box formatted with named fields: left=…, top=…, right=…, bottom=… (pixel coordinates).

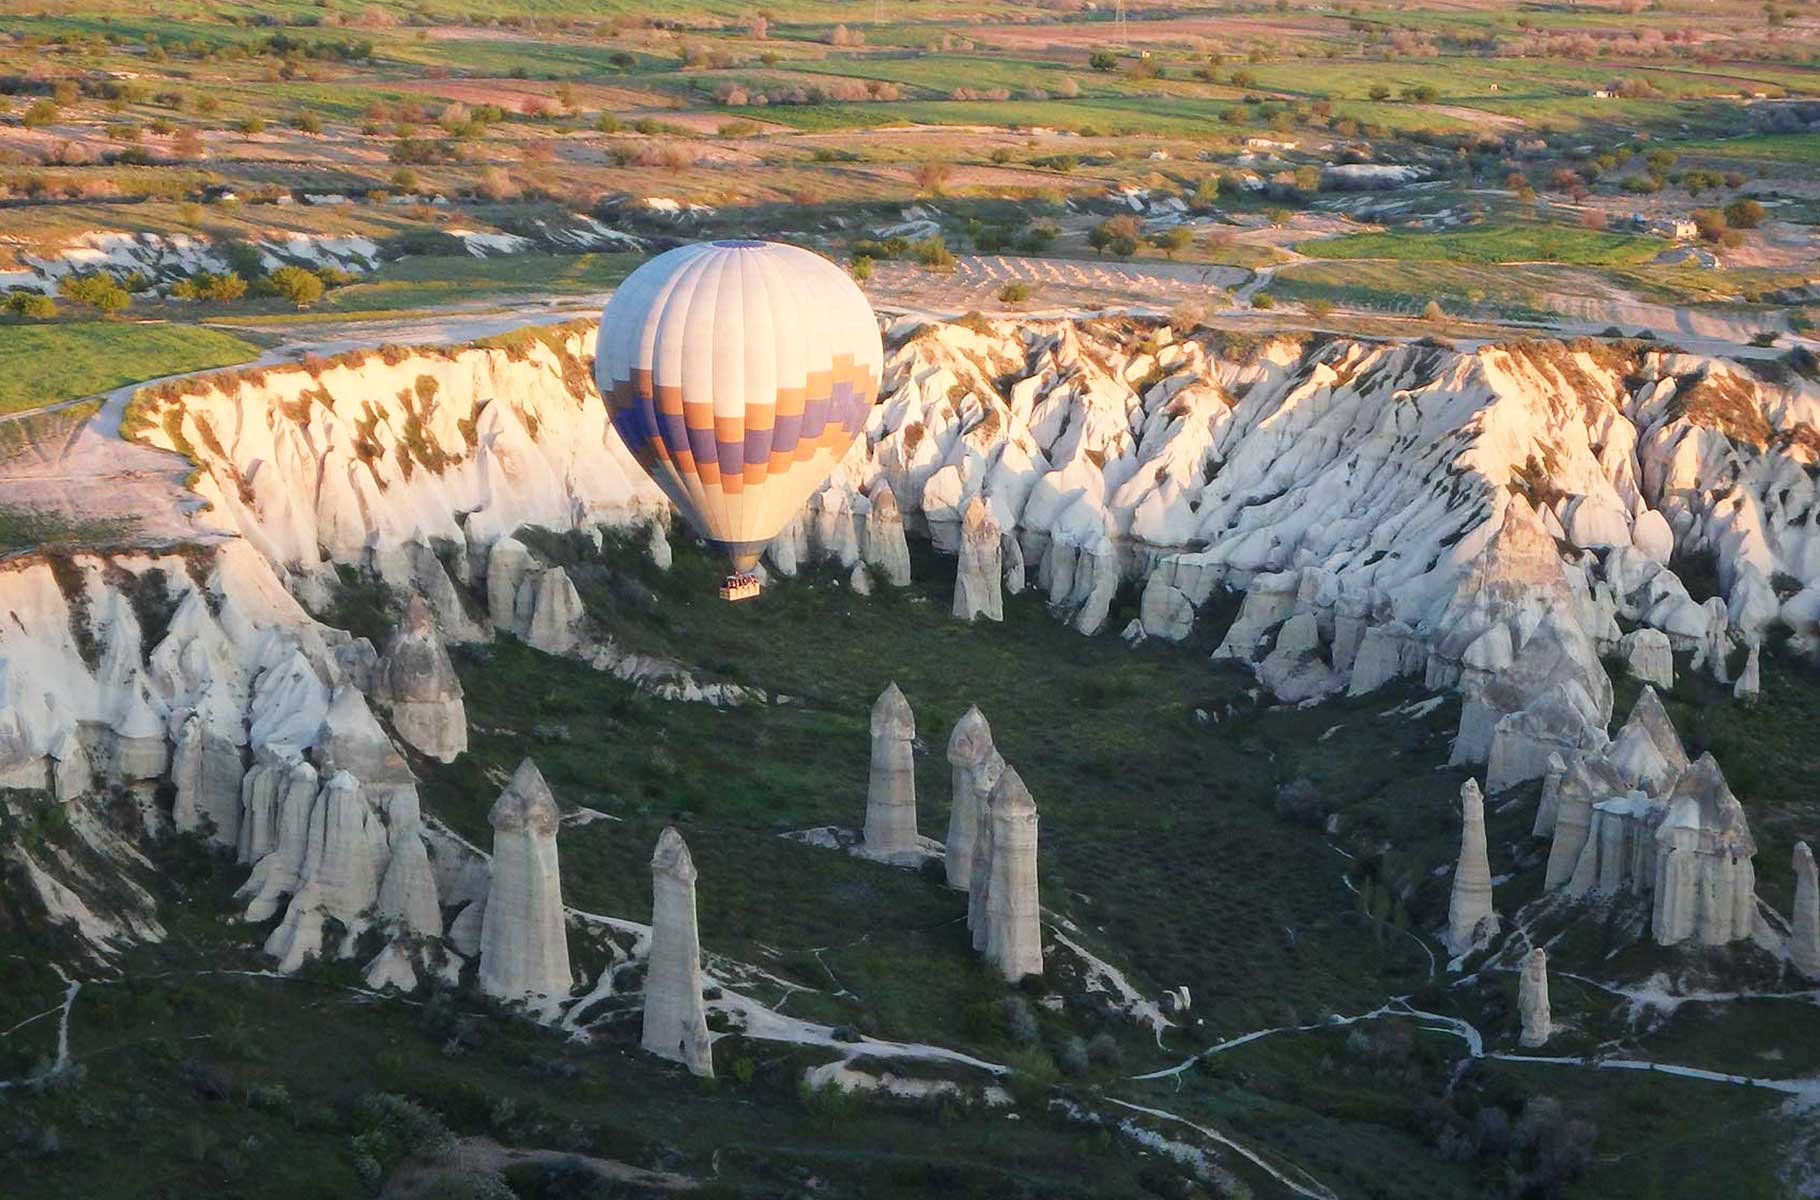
left=57, top=273, right=130, bottom=314
left=1251, top=291, right=1276, bottom=310
left=998, top=281, right=1031, bottom=303
left=1275, top=778, right=1328, bottom=828
left=172, top=271, right=248, bottom=302
left=265, top=266, right=325, bottom=307
left=1423, top=298, right=1447, bottom=323
left=913, top=161, right=954, bottom=196
left=850, top=255, right=874, bottom=282
left=1089, top=51, right=1118, bottom=71
left=4, top=293, right=58, bottom=319
left=21, top=100, right=60, bottom=128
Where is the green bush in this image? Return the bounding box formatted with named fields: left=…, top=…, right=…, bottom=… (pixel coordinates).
left=4, top=293, right=58, bottom=319
left=57, top=273, right=130, bottom=315
left=265, top=266, right=325, bottom=308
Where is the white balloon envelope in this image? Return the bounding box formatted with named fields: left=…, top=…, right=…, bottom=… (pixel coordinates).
left=596, top=240, right=883, bottom=573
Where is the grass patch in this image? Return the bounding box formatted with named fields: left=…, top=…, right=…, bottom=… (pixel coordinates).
left=0, top=324, right=261, bottom=415
left=1298, top=223, right=1662, bottom=269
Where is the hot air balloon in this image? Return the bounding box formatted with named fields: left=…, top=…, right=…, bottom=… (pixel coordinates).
left=596, top=240, right=883, bottom=597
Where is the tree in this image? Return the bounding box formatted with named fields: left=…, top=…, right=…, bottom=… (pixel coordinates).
left=266, top=266, right=325, bottom=307
left=1722, top=198, right=1764, bottom=229
left=1367, top=84, right=1391, bottom=101
left=1155, top=226, right=1193, bottom=258
left=1090, top=214, right=1142, bottom=258
left=1089, top=51, right=1118, bottom=72
left=1423, top=298, right=1447, bottom=323
left=1691, top=208, right=1728, bottom=242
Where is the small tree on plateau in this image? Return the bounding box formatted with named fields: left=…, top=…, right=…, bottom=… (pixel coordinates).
left=267, top=266, right=325, bottom=308
left=1090, top=51, right=1118, bottom=71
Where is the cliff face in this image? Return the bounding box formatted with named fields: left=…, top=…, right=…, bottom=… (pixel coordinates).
left=121, top=325, right=665, bottom=607
left=8, top=316, right=1816, bottom=966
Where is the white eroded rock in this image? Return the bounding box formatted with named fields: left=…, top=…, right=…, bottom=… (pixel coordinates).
left=863, top=682, right=919, bottom=856
left=864, top=482, right=912, bottom=588
left=1792, top=842, right=1819, bottom=981
left=371, top=594, right=467, bottom=762
left=1618, top=628, right=1674, bottom=690
left=944, top=706, right=1002, bottom=890
left=1651, top=754, right=1757, bottom=947
left=1518, top=947, right=1552, bottom=1048
left=953, top=495, right=1004, bottom=623
left=981, top=765, right=1043, bottom=982
left=478, top=759, right=573, bottom=1002
left=1446, top=778, right=1498, bottom=955
left=641, top=827, right=713, bottom=1077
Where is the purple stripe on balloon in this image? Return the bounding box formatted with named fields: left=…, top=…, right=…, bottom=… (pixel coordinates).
left=800, top=395, right=830, bottom=443
left=716, top=437, right=744, bottom=478
left=686, top=422, right=718, bottom=467
left=744, top=427, right=773, bottom=473
left=771, top=412, right=803, bottom=460
left=658, top=410, right=691, bottom=457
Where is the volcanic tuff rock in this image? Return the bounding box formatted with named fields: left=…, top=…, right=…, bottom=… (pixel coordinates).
left=953, top=495, right=1004, bottom=622
left=520, top=565, right=587, bottom=655
left=1618, top=628, right=1675, bottom=690
left=1653, top=754, right=1758, bottom=947
left=1446, top=778, right=1498, bottom=955
left=371, top=595, right=467, bottom=762
left=643, top=827, right=714, bottom=1078
left=115, top=321, right=1820, bottom=716
left=1518, top=947, right=1552, bottom=1048
left=864, top=482, right=913, bottom=588
left=863, top=683, right=919, bottom=856
left=944, top=706, right=1003, bottom=891
left=981, top=765, right=1044, bottom=982
left=1793, top=842, right=1820, bottom=980
left=479, top=759, right=572, bottom=1003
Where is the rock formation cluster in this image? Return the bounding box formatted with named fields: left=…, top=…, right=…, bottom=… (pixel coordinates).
left=478, top=759, right=573, bottom=1003
left=1537, top=686, right=1762, bottom=948
left=642, top=827, right=714, bottom=1078
left=863, top=683, right=920, bottom=858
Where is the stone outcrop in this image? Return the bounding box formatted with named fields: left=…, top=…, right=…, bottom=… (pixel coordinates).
left=864, top=482, right=912, bottom=588
left=487, top=536, right=536, bottom=630
left=263, top=770, right=388, bottom=972
left=371, top=595, right=467, bottom=762
left=642, top=827, right=713, bottom=1077
left=953, top=495, right=1004, bottom=622
left=1732, top=643, right=1760, bottom=705
left=1792, top=842, right=1819, bottom=980
left=863, top=683, right=919, bottom=857
left=521, top=565, right=586, bottom=654
left=1652, top=754, right=1757, bottom=947
left=171, top=710, right=245, bottom=849
left=943, top=706, right=1002, bottom=890
left=1138, top=575, right=1194, bottom=642
left=1518, top=947, right=1552, bottom=1048
left=1618, top=628, right=1674, bottom=690
left=981, top=766, right=1043, bottom=982
left=1446, top=778, right=1497, bottom=954
left=478, top=759, right=572, bottom=1002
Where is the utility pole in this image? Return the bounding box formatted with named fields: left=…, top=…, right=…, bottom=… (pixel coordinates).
left=1114, top=0, right=1128, bottom=48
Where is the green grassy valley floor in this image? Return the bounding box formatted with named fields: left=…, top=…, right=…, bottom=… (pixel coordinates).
left=3, top=533, right=1816, bottom=1199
